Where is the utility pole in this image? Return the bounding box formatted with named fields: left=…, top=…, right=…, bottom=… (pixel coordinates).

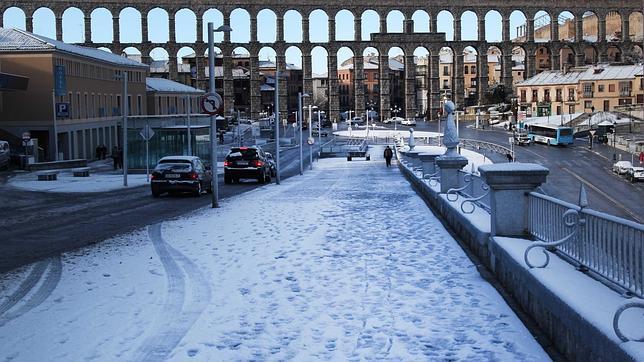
left=122, top=71, right=128, bottom=187
left=275, top=68, right=281, bottom=185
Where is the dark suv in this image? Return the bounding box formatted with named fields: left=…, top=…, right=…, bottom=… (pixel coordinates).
left=224, top=146, right=273, bottom=184
left=151, top=156, right=212, bottom=197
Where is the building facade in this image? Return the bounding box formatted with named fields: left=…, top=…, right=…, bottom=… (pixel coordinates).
left=516, top=64, right=643, bottom=116
left=0, top=28, right=148, bottom=161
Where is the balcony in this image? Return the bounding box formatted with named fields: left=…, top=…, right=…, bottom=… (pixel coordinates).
left=582, top=92, right=593, bottom=98
left=619, top=90, right=632, bottom=97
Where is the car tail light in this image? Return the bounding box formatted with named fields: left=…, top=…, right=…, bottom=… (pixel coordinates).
left=253, top=160, right=264, bottom=167
left=190, top=172, right=198, bottom=180
left=224, top=160, right=231, bottom=167
left=151, top=174, right=156, bottom=180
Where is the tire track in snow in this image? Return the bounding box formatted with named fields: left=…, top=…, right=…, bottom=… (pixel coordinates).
left=136, top=223, right=211, bottom=361
left=0, top=256, right=62, bottom=326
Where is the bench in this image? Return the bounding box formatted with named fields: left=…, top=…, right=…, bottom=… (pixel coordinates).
left=347, top=151, right=370, bottom=161
left=36, top=170, right=59, bottom=181
left=72, top=167, right=91, bottom=177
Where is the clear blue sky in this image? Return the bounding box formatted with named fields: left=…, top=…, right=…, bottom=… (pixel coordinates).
left=2, top=7, right=549, bottom=74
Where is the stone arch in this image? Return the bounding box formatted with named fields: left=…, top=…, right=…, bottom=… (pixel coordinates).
left=460, top=10, right=478, bottom=41
left=439, top=46, right=455, bottom=95
left=337, top=46, right=356, bottom=115
left=202, top=9, right=224, bottom=43
left=33, top=7, right=55, bottom=38
left=362, top=46, right=380, bottom=114
left=509, top=9, right=526, bottom=41
left=285, top=45, right=303, bottom=72
left=437, top=10, right=454, bottom=41
left=558, top=11, right=575, bottom=42
left=284, top=9, right=302, bottom=43
left=257, top=9, right=276, bottom=43
left=62, top=7, right=85, bottom=43
left=629, top=11, right=643, bottom=42
left=90, top=8, right=112, bottom=43
left=120, top=7, right=142, bottom=43
left=535, top=44, right=552, bottom=72
left=583, top=44, right=599, bottom=64
left=533, top=10, right=551, bottom=42
left=412, top=10, right=429, bottom=33
left=387, top=46, right=406, bottom=115
left=582, top=11, right=599, bottom=42
left=607, top=44, right=622, bottom=62
left=147, top=7, right=169, bottom=43
left=463, top=46, right=479, bottom=106
left=630, top=44, right=643, bottom=63
left=122, top=46, right=142, bottom=63
left=310, top=46, right=329, bottom=113
left=230, top=8, right=250, bottom=43
left=258, top=46, right=277, bottom=62
left=335, top=9, right=355, bottom=41
left=486, top=46, right=503, bottom=86
left=175, top=8, right=197, bottom=43
left=361, top=9, right=379, bottom=41
left=308, top=9, right=328, bottom=43
left=386, top=10, right=404, bottom=33
left=3, top=7, right=26, bottom=30
left=412, top=46, right=430, bottom=116
left=485, top=10, right=502, bottom=42
left=559, top=44, right=576, bottom=69
left=511, top=45, right=526, bottom=83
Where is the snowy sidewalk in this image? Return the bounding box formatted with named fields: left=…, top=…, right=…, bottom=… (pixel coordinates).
left=0, top=155, right=549, bottom=361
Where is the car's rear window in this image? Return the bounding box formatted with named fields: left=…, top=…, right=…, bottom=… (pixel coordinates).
left=155, top=163, right=192, bottom=171
left=227, top=149, right=258, bottom=160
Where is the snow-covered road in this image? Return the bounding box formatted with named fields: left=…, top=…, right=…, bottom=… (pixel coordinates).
left=0, top=152, right=549, bottom=361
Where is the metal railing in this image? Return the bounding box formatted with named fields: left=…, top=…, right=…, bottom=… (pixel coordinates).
left=445, top=170, right=491, bottom=214
left=460, top=139, right=513, bottom=159
left=526, top=190, right=644, bottom=299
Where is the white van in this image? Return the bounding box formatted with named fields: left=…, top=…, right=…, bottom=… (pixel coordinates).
left=0, top=141, right=10, bottom=170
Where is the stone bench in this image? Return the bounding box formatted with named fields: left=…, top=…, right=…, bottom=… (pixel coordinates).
left=36, top=170, right=59, bottom=181
left=72, top=167, right=91, bottom=177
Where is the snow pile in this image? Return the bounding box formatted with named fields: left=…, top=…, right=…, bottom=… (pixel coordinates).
left=0, top=153, right=548, bottom=360
left=334, top=129, right=441, bottom=139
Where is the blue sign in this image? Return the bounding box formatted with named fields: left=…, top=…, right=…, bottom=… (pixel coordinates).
left=56, top=103, right=70, bottom=118
left=54, top=65, right=66, bottom=96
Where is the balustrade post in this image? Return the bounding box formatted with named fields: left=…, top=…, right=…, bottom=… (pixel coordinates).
left=479, top=163, right=550, bottom=237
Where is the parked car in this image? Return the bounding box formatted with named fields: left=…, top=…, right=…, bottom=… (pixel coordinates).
left=626, top=166, right=644, bottom=182
left=383, top=116, right=404, bottom=124
left=612, top=161, right=633, bottom=175
left=0, top=140, right=10, bottom=170
left=401, top=118, right=417, bottom=126
left=151, top=156, right=212, bottom=197
left=224, top=146, right=273, bottom=184
left=349, top=116, right=364, bottom=125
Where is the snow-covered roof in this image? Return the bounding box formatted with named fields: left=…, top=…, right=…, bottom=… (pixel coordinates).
left=146, top=77, right=204, bottom=94
left=0, top=28, right=148, bottom=69
left=580, top=64, right=643, bottom=81
left=516, top=69, right=586, bottom=86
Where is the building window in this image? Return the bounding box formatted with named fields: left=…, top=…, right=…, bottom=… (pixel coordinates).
left=609, top=84, right=615, bottom=92
left=464, top=66, right=469, bottom=75
left=137, top=95, right=142, bottom=115
left=584, top=100, right=593, bottom=109
left=568, top=88, right=575, bottom=101
left=443, top=66, right=449, bottom=76
left=556, top=88, right=562, bottom=102
left=532, top=89, right=538, bottom=102
left=598, top=84, right=605, bottom=92
left=471, top=66, right=476, bottom=75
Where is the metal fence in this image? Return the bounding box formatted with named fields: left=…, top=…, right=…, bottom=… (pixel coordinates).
left=527, top=191, right=644, bottom=299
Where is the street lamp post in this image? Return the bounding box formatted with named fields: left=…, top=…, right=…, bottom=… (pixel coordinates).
left=390, top=105, right=401, bottom=130
left=207, top=22, right=232, bottom=208
left=121, top=71, right=128, bottom=187
left=186, top=95, right=192, bottom=155
left=298, top=92, right=310, bottom=175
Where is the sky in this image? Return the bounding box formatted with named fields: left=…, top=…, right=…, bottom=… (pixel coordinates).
left=2, top=7, right=557, bottom=74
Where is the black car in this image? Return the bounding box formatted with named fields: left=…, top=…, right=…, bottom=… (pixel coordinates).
left=151, top=156, right=212, bottom=197
left=224, top=146, right=273, bottom=184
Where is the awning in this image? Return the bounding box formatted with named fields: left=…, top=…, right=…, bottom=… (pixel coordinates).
left=0, top=72, right=29, bottom=91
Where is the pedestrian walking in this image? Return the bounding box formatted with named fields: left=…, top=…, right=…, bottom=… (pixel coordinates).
left=117, top=147, right=123, bottom=169
left=111, top=146, right=119, bottom=170
left=383, top=146, right=393, bottom=167
left=506, top=152, right=513, bottom=163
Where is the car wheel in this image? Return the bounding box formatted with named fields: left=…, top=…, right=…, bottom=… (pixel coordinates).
left=224, top=174, right=232, bottom=184
left=151, top=188, right=161, bottom=198
left=265, top=173, right=271, bottom=183
left=257, top=171, right=265, bottom=184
